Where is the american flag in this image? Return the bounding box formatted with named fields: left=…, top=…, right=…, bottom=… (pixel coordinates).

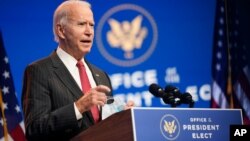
left=0, top=31, right=26, bottom=140
left=211, top=0, right=250, bottom=125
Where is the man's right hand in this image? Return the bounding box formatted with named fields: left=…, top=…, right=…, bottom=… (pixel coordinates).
left=75, top=85, right=111, bottom=113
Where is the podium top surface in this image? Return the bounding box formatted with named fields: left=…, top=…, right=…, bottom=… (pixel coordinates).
left=131, top=107, right=242, bottom=111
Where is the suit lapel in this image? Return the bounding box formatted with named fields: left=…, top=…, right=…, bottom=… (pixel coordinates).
left=49, top=51, right=82, bottom=100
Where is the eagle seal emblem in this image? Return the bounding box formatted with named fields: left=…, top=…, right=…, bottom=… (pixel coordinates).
left=96, top=4, right=158, bottom=67
left=160, top=114, right=180, bottom=140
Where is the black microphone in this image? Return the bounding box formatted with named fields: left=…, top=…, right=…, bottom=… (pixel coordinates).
left=165, top=85, right=194, bottom=108
left=181, top=92, right=195, bottom=108
left=164, top=85, right=181, bottom=106
left=149, top=83, right=164, bottom=97
left=165, top=85, right=181, bottom=98
left=149, top=83, right=177, bottom=107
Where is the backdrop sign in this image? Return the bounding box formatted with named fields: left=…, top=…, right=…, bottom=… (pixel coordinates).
left=89, top=0, right=216, bottom=108
left=0, top=0, right=216, bottom=108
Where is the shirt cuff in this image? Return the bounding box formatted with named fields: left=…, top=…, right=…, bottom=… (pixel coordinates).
left=74, top=102, right=83, bottom=120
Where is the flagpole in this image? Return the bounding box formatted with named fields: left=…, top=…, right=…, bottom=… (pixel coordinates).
left=0, top=89, right=9, bottom=141
left=224, top=0, right=234, bottom=109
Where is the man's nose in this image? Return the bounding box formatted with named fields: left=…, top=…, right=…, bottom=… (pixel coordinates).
left=84, top=25, right=92, bottom=35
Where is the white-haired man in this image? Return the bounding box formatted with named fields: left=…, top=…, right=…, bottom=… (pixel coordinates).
left=22, top=1, right=134, bottom=140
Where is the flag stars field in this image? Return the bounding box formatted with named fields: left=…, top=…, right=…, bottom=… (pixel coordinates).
left=2, top=70, right=10, bottom=79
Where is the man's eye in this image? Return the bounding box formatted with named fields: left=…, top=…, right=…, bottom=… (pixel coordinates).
left=78, top=22, right=85, bottom=26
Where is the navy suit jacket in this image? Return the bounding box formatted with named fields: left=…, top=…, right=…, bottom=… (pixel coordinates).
left=22, top=51, right=112, bottom=141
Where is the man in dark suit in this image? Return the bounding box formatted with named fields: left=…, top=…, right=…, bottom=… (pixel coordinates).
left=21, top=0, right=133, bottom=140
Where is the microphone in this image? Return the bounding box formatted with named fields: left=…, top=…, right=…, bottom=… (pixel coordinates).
left=148, top=83, right=164, bottom=97
left=180, top=92, right=195, bottom=108
left=149, top=83, right=177, bottom=107
left=165, top=85, right=194, bottom=108
left=165, top=85, right=181, bottom=98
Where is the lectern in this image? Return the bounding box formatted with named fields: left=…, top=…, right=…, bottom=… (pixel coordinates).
left=71, top=107, right=242, bottom=141
left=71, top=108, right=133, bottom=141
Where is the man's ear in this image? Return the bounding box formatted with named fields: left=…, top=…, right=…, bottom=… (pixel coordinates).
left=56, top=24, right=65, bottom=39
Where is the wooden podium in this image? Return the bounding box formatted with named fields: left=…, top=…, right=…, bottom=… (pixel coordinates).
left=71, top=107, right=242, bottom=141
left=71, top=109, right=133, bottom=141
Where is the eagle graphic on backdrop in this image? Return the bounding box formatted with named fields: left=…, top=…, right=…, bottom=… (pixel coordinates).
left=164, top=120, right=177, bottom=135
left=107, top=15, right=148, bottom=59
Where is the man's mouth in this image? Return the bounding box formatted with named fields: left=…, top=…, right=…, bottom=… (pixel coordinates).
left=80, top=40, right=91, bottom=43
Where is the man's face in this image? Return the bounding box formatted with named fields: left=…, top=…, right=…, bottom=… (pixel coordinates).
left=62, top=4, right=94, bottom=59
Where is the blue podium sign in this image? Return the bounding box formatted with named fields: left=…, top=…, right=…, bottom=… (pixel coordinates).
left=131, top=107, right=242, bottom=141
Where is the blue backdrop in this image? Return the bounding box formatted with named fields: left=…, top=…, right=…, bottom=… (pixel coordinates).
left=0, top=0, right=216, bottom=108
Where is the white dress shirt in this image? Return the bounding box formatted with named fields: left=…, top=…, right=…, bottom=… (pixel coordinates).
left=56, top=47, right=97, bottom=120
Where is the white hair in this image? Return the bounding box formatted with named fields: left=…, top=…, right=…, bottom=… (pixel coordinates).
left=53, top=0, right=91, bottom=42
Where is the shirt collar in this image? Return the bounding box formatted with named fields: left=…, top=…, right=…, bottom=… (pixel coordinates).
left=56, top=47, right=86, bottom=70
